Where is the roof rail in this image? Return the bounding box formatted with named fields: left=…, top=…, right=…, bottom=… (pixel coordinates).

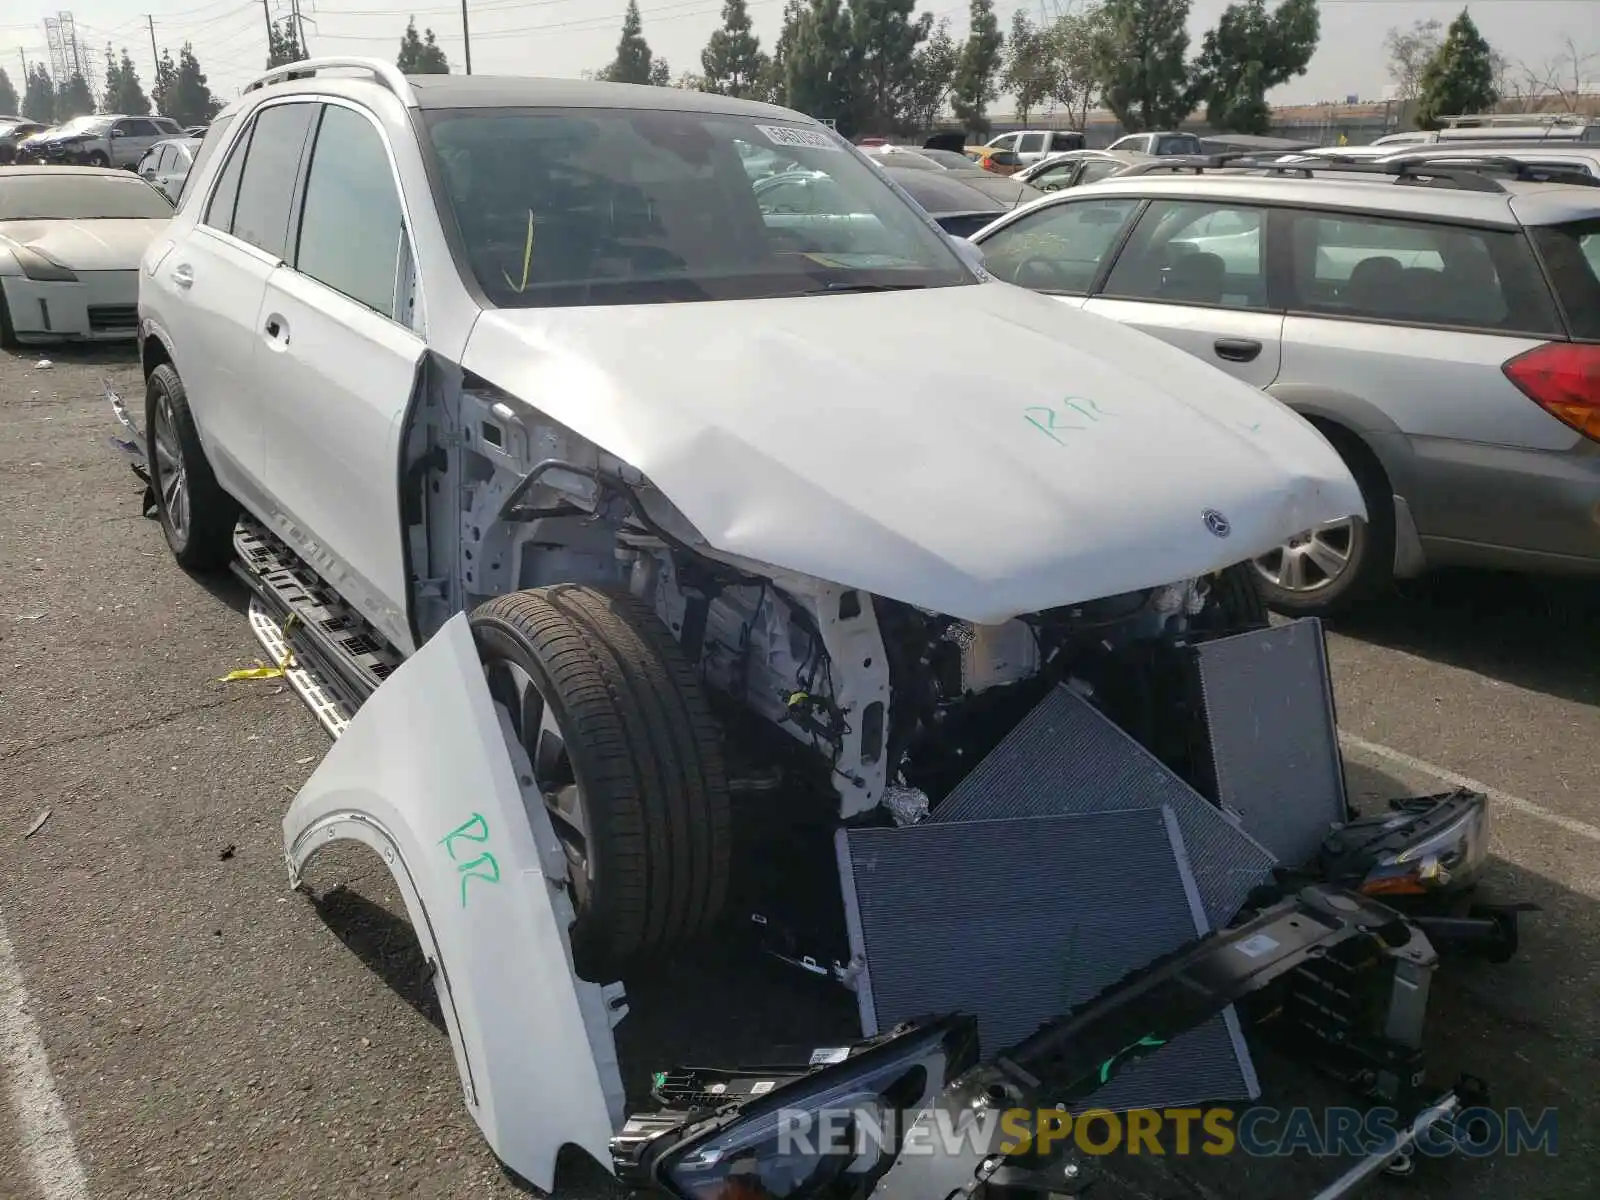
left=1252, top=157, right=1509, bottom=192
left=1116, top=151, right=1269, bottom=177
left=1439, top=112, right=1588, bottom=129
left=241, top=56, right=416, bottom=105
left=1385, top=154, right=1600, bottom=188
left=1122, top=154, right=1514, bottom=193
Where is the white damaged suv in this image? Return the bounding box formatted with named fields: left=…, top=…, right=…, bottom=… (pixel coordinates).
left=131, top=58, right=1363, bottom=1195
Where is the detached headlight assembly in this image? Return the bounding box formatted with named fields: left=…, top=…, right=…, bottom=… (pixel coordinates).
left=12, top=245, right=78, bottom=283
left=1320, top=789, right=1490, bottom=897
left=619, top=1016, right=978, bottom=1200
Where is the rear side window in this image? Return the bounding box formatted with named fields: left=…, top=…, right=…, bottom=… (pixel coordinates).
left=230, top=103, right=317, bottom=257
left=182, top=114, right=234, bottom=210
left=293, top=105, right=409, bottom=320
left=1078, top=159, right=1123, bottom=185
left=979, top=197, right=1141, bottom=293
left=1290, top=212, right=1561, bottom=335
left=1103, top=200, right=1268, bottom=309
left=1531, top=219, right=1600, bottom=340
left=203, top=120, right=251, bottom=231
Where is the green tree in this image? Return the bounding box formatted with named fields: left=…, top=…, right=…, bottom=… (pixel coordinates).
left=852, top=0, right=931, bottom=134
left=649, top=57, right=671, bottom=86
left=785, top=0, right=861, bottom=133
left=166, top=44, right=220, bottom=127
left=1001, top=10, right=1053, bottom=126
left=102, top=47, right=151, bottom=114
left=1415, top=8, right=1498, bottom=129
left=1047, top=4, right=1109, bottom=131
left=22, top=65, right=54, bottom=122
left=950, top=0, right=1004, bottom=137
left=397, top=19, right=450, bottom=74
left=151, top=49, right=177, bottom=119
left=702, top=0, right=769, bottom=98
left=55, top=73, right=95, bottom=121
left=1094, top=0, right=1194, bottom=131
left=906, top=17, right=958, bottom=132
left=267, top=17, right=306, bottom=69
left=1190, top=0, right=1319, bottom=134
left=599, top=0, right=656, bottom=84
left=1384, top=18, right=1442, bottom=107
left=761, top=0, right=806, bottom=104
left=0, top=67, right=17, bottom=117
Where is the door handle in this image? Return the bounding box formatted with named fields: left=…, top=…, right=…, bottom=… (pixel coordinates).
left=169, top=263, right=193, bottom=288
left=1213, top=337, right=1262, bottom=363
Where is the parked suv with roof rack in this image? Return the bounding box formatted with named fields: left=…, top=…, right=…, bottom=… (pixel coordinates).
left=971, top=157, right=1600, bottom=615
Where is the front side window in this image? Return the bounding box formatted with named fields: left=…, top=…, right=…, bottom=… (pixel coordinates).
left=1018, top=133, right=1045, bottom=153
left=1156, top=135, right=1202, bottom=155
left=978, top=197, right=1141, bottom=293
left=423, top=108, right=972, bottom=308
left=230, top=102, right=317, bottom=257
left=1292, top=212, right=1560, bottom=334
left=989, top=133, right=1019, bottom=151
left=118, top=119, right=157, bottom=137
left=1032, top=161, right=1080, bottom=191
left=294, top=105, right=409, bottom=320
left=1103, top=200, right=1268, bottom=309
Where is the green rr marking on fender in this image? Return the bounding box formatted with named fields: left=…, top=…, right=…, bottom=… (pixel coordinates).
left=440, top=813, right=501, bottom=907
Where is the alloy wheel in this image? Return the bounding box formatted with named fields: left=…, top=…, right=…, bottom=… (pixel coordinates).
left=484, top=659, right=589, bottom=907
left=151, top=393, right=190, bottom=544
left=1252, top=518, right=1356, bottom=594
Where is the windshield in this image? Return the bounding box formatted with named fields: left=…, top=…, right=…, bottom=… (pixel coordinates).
left=58, top=116, right=110, bottom=136
left=424, top=107, right=972, bottom=308
left=0, top=174, right=174, bottom=220
left=882, top=169, right=1007, bottom=217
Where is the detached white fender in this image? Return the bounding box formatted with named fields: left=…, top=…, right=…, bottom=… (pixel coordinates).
left=282, top=614, right=626, bottom=1190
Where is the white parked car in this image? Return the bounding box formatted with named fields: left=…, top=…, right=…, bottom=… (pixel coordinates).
left=0, top=166, right=174, bottom=345
left=129, top=58, right=1368, bottom=1196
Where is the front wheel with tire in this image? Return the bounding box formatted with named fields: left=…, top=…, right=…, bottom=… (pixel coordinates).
left=470, top=585, right=732, bottom=981
left=1252, top=436, right=1395, bottom=618
left=86, top=150, right=109, bottom=167
left=146, top=363, right=238, bottom=571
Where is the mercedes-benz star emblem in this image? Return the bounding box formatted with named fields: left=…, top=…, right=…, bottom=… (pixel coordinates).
left=1203, top=509, right=1231, bottom=538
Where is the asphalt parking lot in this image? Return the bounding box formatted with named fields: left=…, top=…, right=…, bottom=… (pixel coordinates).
left=1, top=344, right=1597, bottom=1200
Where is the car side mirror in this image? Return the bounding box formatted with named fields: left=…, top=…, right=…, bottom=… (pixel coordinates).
left=949, top=235, right=986, bottom=272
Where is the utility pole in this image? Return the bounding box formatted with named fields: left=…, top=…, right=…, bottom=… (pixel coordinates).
left=291, top=0, right=308, bottom=55
left=461, top=0, right=471, bottom=74
left=147, top=15, right=159, bottom=79
left=17, top=48, right=24, bottom=82
left=262, top=0, right=274, bottom=59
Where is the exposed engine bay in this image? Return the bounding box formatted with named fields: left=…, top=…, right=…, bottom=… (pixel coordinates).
left=410, top=376, right=1237, bottom=828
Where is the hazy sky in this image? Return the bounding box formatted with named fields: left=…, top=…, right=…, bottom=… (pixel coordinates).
left=0, top=0, right=1592, bottom=112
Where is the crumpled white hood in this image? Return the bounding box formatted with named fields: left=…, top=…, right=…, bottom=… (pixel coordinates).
left=462, top=281, right=1364, bottom=623
left=0, top=218, right=166, bottom=272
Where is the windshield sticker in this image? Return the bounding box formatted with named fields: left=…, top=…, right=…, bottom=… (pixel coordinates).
left=756, top=124, right=842, bottom=151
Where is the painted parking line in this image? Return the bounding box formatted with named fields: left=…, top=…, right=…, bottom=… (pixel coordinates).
left=1340, top=731, right=1600, bottom=844
left=0, top=907, right=89, bottom=1200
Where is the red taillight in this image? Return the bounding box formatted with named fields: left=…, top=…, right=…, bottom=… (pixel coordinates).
left=1502, top=342, right=1600, bottom=441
